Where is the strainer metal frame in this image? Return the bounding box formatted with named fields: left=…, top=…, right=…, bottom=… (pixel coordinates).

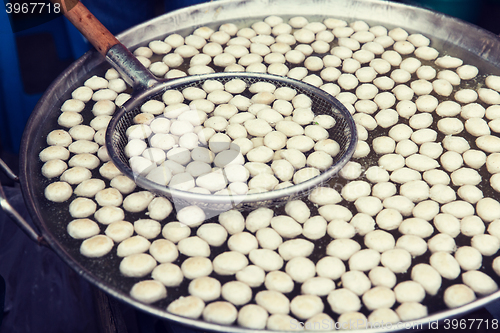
left=106, top=72, right=357, bottom=210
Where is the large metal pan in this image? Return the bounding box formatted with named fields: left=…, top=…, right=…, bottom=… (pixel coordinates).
left=4, top=0, right=500, bottom=331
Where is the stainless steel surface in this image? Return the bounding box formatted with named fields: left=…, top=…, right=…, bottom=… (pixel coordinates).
left=17, top=0, right=500, bottom=332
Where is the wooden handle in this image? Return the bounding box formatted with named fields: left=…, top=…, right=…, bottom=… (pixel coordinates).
left=59, top=0, right=120, bottom=56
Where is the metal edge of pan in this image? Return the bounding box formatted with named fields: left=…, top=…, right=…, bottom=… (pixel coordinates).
left=17, top=0, right=500, bottom=332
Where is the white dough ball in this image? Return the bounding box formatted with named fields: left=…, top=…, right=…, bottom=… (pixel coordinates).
left=443, top=284, right=476, bottom=309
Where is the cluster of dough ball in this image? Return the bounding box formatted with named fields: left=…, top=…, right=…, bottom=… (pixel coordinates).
left=126, top=80, right=338, bottom=195
left=161, top=202, right=420, bottom=327
left=39, top=13, right=500, bottom=331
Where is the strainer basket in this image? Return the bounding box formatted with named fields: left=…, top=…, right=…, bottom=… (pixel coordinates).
left=106, top=72, right=357, bottom=211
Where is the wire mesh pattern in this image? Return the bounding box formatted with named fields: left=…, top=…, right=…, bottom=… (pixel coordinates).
left=107, top=72, right=357, bottom=211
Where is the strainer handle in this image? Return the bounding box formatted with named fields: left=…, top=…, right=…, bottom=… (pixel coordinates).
left=60, top=0, right=120, bottom=56
left=58, top=0, right=158, bottom=89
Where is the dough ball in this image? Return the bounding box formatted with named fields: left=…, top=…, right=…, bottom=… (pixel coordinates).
left=237, top=304, right=268, bottom=329
left=105, top=221, right=134, bottom=243
left=178, top=236, right=210, bottom=257
left=218, top=209, right=245, bottom=234
left=369, top=266, right=397, bottom=289
left=221, top=281, right=253, bottom=306
left=381, top=249, right=412, bottom=273
left=149, top=239, right=178, bottom=264
left=249, top=249, right=283, bottom=272
left=255, top=290, right=290, bottom=315
left=236, top=265, right=266, bottom=287
left=110, top=175, right=136, bottom=195
left=375, top=209, right=403, bottom=231
left=123, top=191, right=154, bottom=213
left=285, top=257, right=316, bottom=283
left=301, top=277, right=336, bottom=296
left=455, top=246, right=482, bottom=271
left=245, top=207, right=274, bottom=233
left=302, top=216, right=328, bottom=240
left=443, top=284, right=476, bottom=308
left=462, top=270, right=498, bottom=296
left=178, top=205, right=206, bottom=227
left=278, top=239, right=314, bottom=260
left=152, top=263, right=184, bottom=287
left=67, top=218, right=100, bottom=239
left=477, top=197, right=500, bottom=222
left=213, top=251, right=248, bottom=275
left=290, top=295, right=324, bottom=320
left=69, top=154, right=100, bottom=170
left=44, top=181, right=73, bottom=202
left=162, top=222, right=191, bottom=243
left=228, top=232, right=258, bottom=254
left=396, top=302, right=427, bottom=321
left=362, top=286, right=396, bottom=310
left=69, top=197, right=97, bottom=218
left=267, top=314, right=301, bottom=330
left=327, top=288, right=361, bottom=314
left=94, top=206, right=125, bottom=225
left=326, top=239, right=361, bottom=261
left=368, top=308, right=400, bottom=325
left=189, top=276, right=221, bottom=302
left=80, top=235, right=114, bottom=258
left=271, top=215, right=302, bottom=238
left=341, top=270, right=371, bottom=296
left=396, top=235, right=427, bottom=257
left=167, top=296, right=204, bottom=319
left=349, top=249, right=381, bottom=271
left=256, top=228, right=283, bottom=250
left=383, top=196, right=415, bottom=217
left=181, top=256, right=213, bottom=279
left=430, top=251, right=461, bottom=280
left=316, top=256, right=346, bottom=280
left=130, top=280, right=166, bottom=304
left=471, top=234, right=500, bottom=256
left=394, top=281, right=425, bottom=303
left=95, top=188, right=123, bottom=207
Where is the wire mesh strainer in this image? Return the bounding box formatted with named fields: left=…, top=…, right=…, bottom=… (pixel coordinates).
left=106, top=72, right=357, bottom=212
